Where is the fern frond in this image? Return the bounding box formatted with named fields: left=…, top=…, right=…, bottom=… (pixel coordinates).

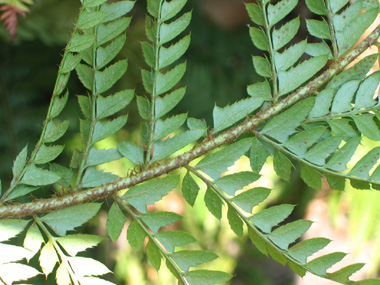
left=0, top=204, right=109, bottom=284
left=0, top=219, right=39, bottom=284
left=0, top=3, right=25, bottom=42
left=187, top=148, right=371, bottom=284
left=136, top=0, right=206, bottom=166
left=2, top=19, right=380, bottom=218
left=112, top=184, right=232, bottom=285
left=72, top=0, right=135, bottom=188
left=0, top=17, right=379, bottom=217
left=2, top=1, right=380, bottom=283
left=306, top=0, right=380, bottom=58
left=254, top=52, right=380, bottom=190
left=0, top=2, right=88, bottom=201
left=247, top=0, right=329, bottom=101
left=33, top=205, right=111, bottom=284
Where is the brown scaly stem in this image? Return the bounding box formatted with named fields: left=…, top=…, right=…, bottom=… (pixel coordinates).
left=1, top=24, right=380, bottom=219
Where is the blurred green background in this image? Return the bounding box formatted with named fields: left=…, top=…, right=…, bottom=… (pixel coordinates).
left=1, top=0, right=380, bottom=284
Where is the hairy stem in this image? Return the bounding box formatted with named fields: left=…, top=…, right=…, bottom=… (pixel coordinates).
left=1, top=24, right=380, bottom=218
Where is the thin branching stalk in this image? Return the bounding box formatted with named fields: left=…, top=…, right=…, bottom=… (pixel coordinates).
left=116, top=197, right=190, bottom=284
left=75, top=6, right=101, bottom=187
left=325, top=0, right=339, bottom=59
left=261, top=1, right=279, bottom=100
left=0, top=8, right=82, bottom=201
left=146, top=1, right=164, bottom=165
left=34, top=216, right=80, bottom=285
